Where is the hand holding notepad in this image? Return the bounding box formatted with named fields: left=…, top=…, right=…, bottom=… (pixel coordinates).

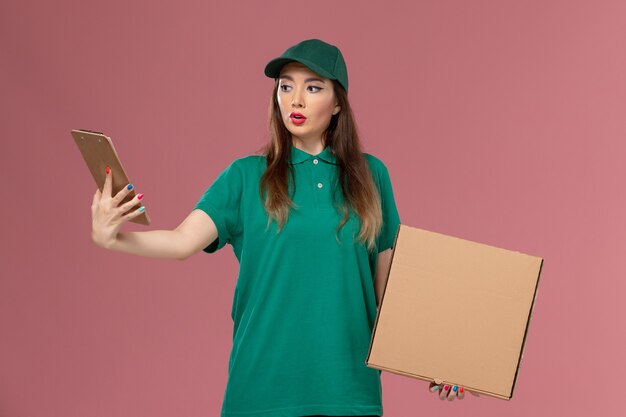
left=91, top=166, right=146, bottom=249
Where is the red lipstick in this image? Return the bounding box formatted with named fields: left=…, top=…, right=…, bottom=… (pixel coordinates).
left=290, top=112, right=307, bottom=125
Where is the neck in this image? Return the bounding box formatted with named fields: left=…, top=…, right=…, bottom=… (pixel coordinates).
left=292, top=137, right=325, bottom=155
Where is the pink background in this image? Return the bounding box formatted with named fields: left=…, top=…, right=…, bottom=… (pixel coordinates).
left=1, top=0, right=624, bottom=416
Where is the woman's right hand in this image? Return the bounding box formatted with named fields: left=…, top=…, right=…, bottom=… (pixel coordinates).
left=91, top=166, right=145, bottom=249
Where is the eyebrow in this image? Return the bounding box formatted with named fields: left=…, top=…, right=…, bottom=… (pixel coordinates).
left=279, top=75, right=326, bottom=84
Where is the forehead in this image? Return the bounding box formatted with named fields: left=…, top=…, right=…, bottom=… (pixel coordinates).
left=279, top=62, right=325, bottom=80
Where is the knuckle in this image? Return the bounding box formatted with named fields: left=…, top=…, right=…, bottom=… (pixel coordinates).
left=120, top=199, right=132, bottom=210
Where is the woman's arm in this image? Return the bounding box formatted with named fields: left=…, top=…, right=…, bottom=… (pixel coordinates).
left=374, top=248, right=393, bottom=308
left=108, top=209, right=218, bottom=260
left=174, top=209, right=219, bottom=259
left=92, top=165, right=220, bottom=260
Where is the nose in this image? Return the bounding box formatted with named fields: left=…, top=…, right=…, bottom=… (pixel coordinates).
left=291, top=86, right=305, bottom=108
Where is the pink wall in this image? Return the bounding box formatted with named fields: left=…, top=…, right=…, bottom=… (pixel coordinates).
left=1, top=0, right=624, bottom=416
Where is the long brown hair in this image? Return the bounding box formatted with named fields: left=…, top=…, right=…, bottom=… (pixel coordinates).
left=257, top=78, right=383, bottom=253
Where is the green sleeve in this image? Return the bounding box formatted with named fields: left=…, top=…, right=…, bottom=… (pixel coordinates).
left=375, top=163, right=401, bottom=253
left=193, top=159, right=243, bottom=253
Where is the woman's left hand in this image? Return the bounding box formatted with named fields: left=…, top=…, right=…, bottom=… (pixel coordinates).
left=428, top=382, right=480, bottom=401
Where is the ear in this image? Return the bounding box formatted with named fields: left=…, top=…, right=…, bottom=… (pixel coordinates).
left=333, top=104, right=341, bottom=115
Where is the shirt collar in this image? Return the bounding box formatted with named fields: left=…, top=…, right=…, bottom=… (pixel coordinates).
left=289, top=144, right=338, bottom=165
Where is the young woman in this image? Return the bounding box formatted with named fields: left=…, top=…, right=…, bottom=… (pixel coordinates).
left=91, top=39, right=473, bottom=417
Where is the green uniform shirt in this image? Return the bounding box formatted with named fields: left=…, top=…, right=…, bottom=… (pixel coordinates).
left=193, top=144, right=400, bottom=417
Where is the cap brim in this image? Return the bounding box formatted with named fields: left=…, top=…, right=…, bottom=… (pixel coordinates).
left=264, top=57, right=337, bottom=81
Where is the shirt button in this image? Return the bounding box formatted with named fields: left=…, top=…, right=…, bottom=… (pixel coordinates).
left=317, top=182, right=323, bottom=188
left=313, top=159, right=319, bottom=164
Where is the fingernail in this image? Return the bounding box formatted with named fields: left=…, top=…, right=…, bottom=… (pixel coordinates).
left=453, top=386, right=458, bottom=392
left=127, top=183, right=133, bottom=190
left=444, top=385, right=449, bottom=390
left=106, top=166, right=110, bottom=174
left=138, top=206, right=145, bottom=212
left=137, top=193, right=144, bottom=200
left=460, top=387, right=464, bottom=393
left=433, top=385, right=439, bottom=391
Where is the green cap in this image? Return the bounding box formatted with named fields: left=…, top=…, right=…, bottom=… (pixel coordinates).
left=264, top=38, right=349, bottom=93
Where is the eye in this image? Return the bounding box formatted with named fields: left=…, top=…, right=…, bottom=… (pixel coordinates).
left=308, top=86, right=322, bottom=92
left=279, top=84, right=291, bottom=92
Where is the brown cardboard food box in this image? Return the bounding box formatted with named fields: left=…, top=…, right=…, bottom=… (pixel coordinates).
left=366, top=224, right=543, bottom=400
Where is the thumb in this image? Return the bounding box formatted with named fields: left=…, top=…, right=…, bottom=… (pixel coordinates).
left=103, top=166, right=112, bottom=197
